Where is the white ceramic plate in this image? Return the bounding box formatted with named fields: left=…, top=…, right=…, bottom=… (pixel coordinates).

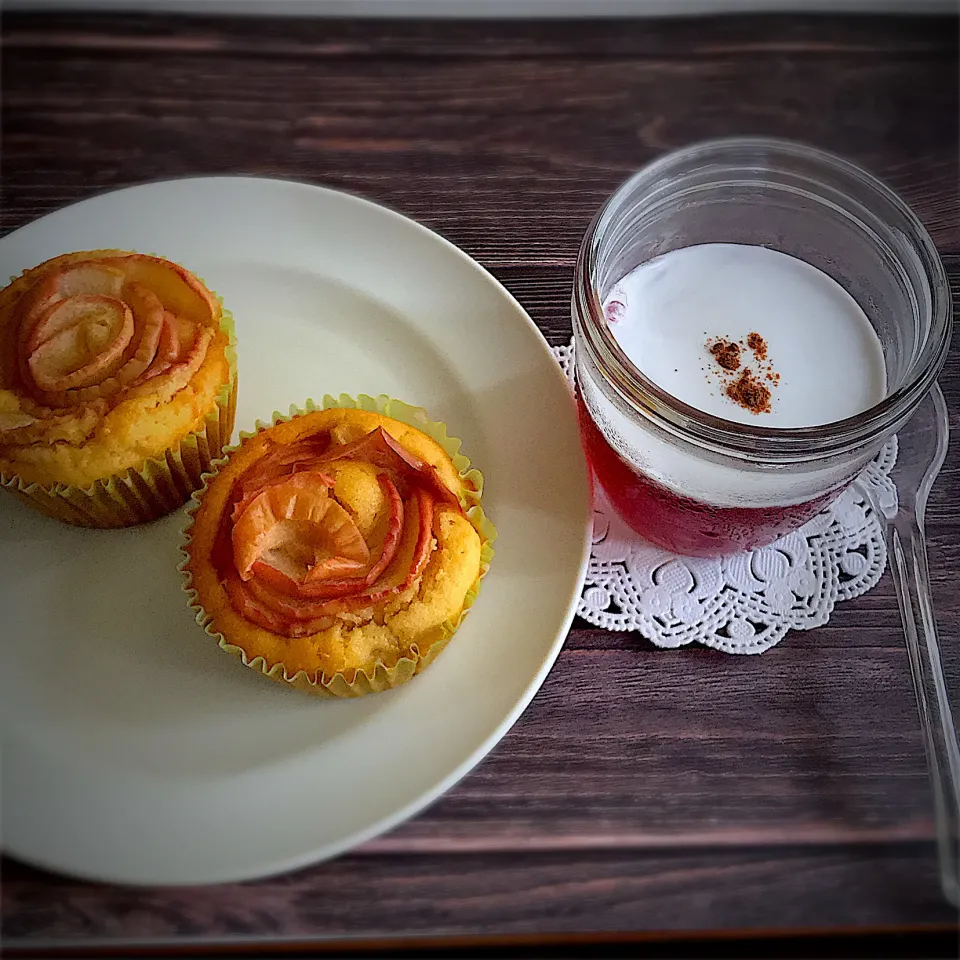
left=0, top=177, right=591, bottom=885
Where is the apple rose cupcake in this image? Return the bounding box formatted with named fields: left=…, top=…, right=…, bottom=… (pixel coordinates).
left=0, top=250, right=237, bottom=527
left=181, top=395, right=495, bottom=698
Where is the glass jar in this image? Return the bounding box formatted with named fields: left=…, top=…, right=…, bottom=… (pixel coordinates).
left=572, top=137, right=952, bottom=556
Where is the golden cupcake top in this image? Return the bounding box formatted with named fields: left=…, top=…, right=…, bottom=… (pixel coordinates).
left=184, top=404, right=493, bottom=692
left=0, top=250, right=234, bottom=490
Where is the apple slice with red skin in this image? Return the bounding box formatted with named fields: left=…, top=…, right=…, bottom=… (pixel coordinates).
left=135, top=310, right=182, bottom=383
left=250, top=486, right=435, bottom=627
left=312, top=488, right=435, bottom=617
left=259, top=490, right=437, bottom=637
left=249, top=474, right=404, bottom=601
left=317, top=427, right=461, bottom=508
left=211, top=473, right=331, bottom=577
left=26, top=281, right=165, bottom=407
left=216, top=427, right=454, bottom=637
left=304, top=473, right=404, bottom=586
left=26, top=295, right=135, bottom=392
left=233, top=438, right=333, bottom=507
left=314, top=498, right=371, bottom=566
left=18, top=263, right=125, bottom=353
left=304, top=557, right=368, bottom=582
left=223, top=575, right=284, bottom=633
left=239, top=571, right=344, bottom=624
left=231, top=469, right=335, bottom=525
left=222, top=574, right=336, bottom=636
left=232, top=475, right=369, bottom=582
left=111, top=282, right=166, bottom=387
left=123, top=324, right=213, bottom=401
left=13, top=257, right=221, bottom=409
left=222, top=494, right=432, bottom=638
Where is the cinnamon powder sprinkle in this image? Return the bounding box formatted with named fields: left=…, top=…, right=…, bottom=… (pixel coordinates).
left=706, top=332, right=778, bottom=414
left=746, top=332, right=767, bottom=360
left=709, top=339, right=741, bottom=371
left=726, top=368, right=771, bottom=414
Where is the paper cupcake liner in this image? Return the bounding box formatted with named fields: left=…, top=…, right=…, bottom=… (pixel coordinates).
left=1, top=305, right=238, bottom=529
left=179, top=394, right=497, bottom=699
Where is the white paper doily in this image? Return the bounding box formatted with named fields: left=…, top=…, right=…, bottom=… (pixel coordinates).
left=553, top=340, right=898, bottom=654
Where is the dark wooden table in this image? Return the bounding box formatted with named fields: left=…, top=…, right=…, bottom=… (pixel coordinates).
left=2, top=10, right=959, bottom=956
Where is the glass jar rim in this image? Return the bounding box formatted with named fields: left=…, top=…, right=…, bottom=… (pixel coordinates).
left=575, top=136, right=952, bottom=461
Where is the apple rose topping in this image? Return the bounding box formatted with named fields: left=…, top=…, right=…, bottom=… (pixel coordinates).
left=215, top=426, right=462, bottom=638
left=3, top=255, right=216, bottom=425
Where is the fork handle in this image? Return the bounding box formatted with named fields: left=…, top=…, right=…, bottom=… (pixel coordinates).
left=888, top=514, right=960, bottom=905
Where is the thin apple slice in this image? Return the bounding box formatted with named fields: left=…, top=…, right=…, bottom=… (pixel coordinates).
left=111, top=254, right=219, bottom=326
left=231, top=469, right=335, bottom=526
left=26, top=295, right=134, bottom=392
left=232, top=471, right=370, bottom=588
left=247, top=559, right=311, bottom=599
left=56, top=262, right=126, bottom=300
left=369, top=429, right=462, bottom=509
left=235, top=493, right=435, bottom=636
left=17, top=274, right=62, bottom=354
left=230, top=570, right=337, bottom=637
left=406, top=488, right=436, bottom=584
left=234, top=438, right=333, bottom=503
left=331, top=489, right=435, bottom=610
left=312, top=498, right=370, bottom=567
left=244, top=567, right=347, bottom=621
left=286, top=488, right=436, bottom=617
left=250, top=474, right=405, bottom=602
left=16, top=263, right=126, bottom=393
left=20, top=263, right=125, bottom=345
left=320, top=427, right=460, bottom=507
left=304, top=557, right=368, bottom=582
left=359, top=474, right=405, bottom=586
left=232, top=478, right=332, bottom=581
left=112, top=282, right=165, bottom=386
left=124, top=326, right=212, bottom=399
left=250, top=555, right=373, bottom=602
left=137, top=310, right=182, bottom=383
left=223, top=574, right=291, bottom=634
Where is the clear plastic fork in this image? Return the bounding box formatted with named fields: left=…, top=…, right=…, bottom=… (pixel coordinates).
left=873, top=383, right=960, bottom=906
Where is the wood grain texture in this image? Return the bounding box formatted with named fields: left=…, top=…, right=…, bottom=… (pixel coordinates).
left=3, top=846, right=956, bottom=943
left=1, top=10, right=959, bottom=950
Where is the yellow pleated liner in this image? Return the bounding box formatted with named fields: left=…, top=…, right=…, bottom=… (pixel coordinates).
left=179, top=394, right=497, bottom=699
left=0, top=303, right=238, bottom=529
